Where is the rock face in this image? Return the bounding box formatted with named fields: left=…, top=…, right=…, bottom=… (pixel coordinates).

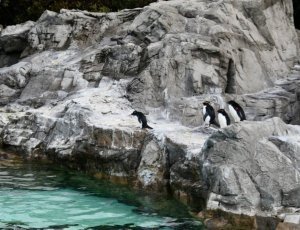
left=0, top=0, right=300, bottom=219
left=0, top=21, right=34, bottom=67
left=203, top=117, right=300, bottom=216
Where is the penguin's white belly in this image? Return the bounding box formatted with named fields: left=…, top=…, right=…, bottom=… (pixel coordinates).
left=203, top=106, right=206, bottom=116
left=204, top=115, right=210, bottom=125
left=218, top=113, right=228, bottom=128
left=229, top=105, right=240, bottom=122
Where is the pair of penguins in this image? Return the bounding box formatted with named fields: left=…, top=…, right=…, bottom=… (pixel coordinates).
left=131, top=100, right=246, bottom=129
left=203, top=100, right=246, bottom=128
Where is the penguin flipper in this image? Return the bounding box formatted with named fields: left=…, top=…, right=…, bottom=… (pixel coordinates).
left=240, top=110, right=246, bottom=121
left=237, top=109, right=246, bottom=121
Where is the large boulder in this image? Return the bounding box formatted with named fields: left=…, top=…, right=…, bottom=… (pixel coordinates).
left=0, top=21, right=34, bottom=67
left=203, top=118, right=300, bottom=216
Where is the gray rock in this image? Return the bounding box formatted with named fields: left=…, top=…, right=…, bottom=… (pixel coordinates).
left=0, top=0, right=299, bottom=220
left=0, top=84, right=18, bottom=105
left=240, top=71, right=300, bottom=124
left=203, top=118, right=300, bottom=216
left=284, top=214, right=300, bottom=225
left=0, top=21, right=35, bottom=67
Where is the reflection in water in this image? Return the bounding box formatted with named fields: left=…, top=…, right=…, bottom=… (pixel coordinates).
left=0, top=157, right=202, bottom=229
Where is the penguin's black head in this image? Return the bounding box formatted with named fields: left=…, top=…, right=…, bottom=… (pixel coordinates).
left=203, top=101, right=210, bottom=106
left=228, top=100, right=235, bottom=105
left=131, top=110, right=138, bottom=116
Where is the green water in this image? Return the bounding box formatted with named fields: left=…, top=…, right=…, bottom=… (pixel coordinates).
left=0, top=159, right=202, bottom=229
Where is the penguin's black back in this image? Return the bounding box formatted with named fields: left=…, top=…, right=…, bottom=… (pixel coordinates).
left=202, top=102, right=219, bottom=127
left=204, top=104, right=216, bottom=123
left=131, top=111, right=153, bottom=129
left=228, top=100, right=246, bottom=121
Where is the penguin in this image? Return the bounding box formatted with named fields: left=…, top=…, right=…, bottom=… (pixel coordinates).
left=202, top=101, right=218, bottom=127
left=131, top=111, right=153, bottom=129
left=217, top=109, right=231, bottom=128
left=228, top=100, right=246, bottom=122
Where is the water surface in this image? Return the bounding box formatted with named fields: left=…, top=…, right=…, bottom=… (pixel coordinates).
left=0, top=157, right=202, bottom=229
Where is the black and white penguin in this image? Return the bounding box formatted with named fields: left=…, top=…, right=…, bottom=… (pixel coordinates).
left=217, top=109, right=231, bottom=128
left=202, top=101, right=218, bottom=127
left=228, top=100, right=246, bottom=122
left=131, top=111, right=153, bottom=129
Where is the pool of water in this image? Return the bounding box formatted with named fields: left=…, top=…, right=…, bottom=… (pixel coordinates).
left=0, top=157, right=203, bottom=229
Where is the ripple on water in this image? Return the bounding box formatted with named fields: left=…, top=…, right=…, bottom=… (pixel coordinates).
left=0, top=188, right=174, bottom=229
left=0, top=161, right=203, bottom=230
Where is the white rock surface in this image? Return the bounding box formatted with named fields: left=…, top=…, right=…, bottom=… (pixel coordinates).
left=284, top=214, right=300, bottom=224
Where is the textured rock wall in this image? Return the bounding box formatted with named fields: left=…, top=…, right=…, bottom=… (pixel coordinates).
left=0, top=0, right=300, bottom=219
left=203, top=118, right=300, bottom=216
left=0, top=21, right=34, bottom=67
